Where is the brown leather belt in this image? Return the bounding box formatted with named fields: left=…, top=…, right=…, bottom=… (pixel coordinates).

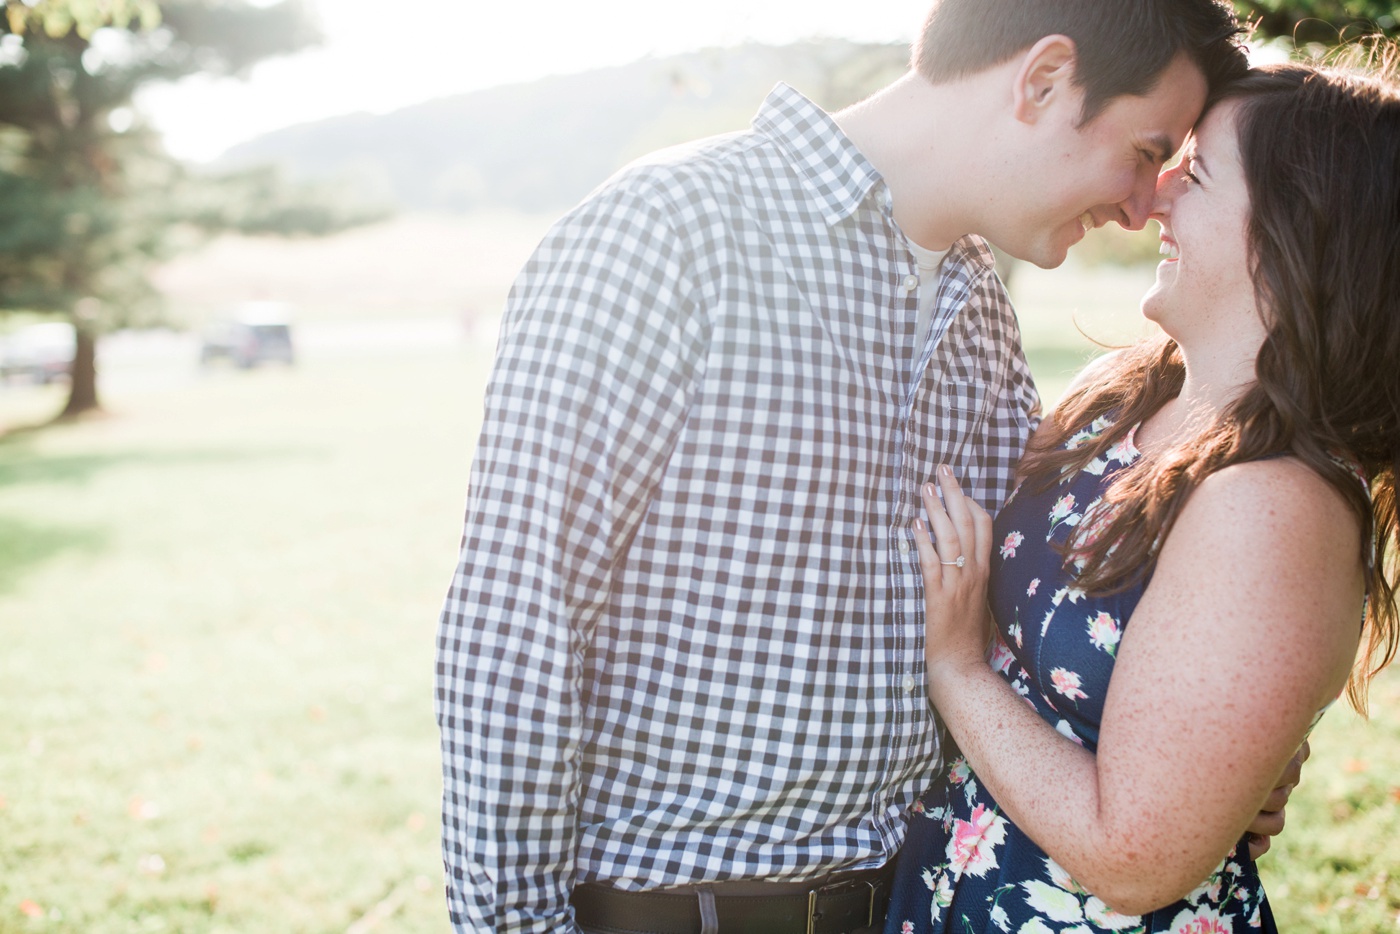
left=571, top=863, right=894, bottom=934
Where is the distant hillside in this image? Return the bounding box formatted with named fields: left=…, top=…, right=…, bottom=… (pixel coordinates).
left=215, top=40, right=908, bottom=215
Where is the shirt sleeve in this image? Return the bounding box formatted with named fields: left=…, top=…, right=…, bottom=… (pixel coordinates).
left=435, top=179, right=706, bottom=932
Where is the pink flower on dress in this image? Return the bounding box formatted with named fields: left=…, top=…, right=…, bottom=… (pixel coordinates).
left=1050, top=493, right=1077, bottom=521
left=945, top=803, right=1009, bottom=877
left=988, top=637, right=1016, bottom=675
left=902, top=922, right=915, bottom=934
left=1026, top=578, right=1040, bottom=597
left=1050, top=668, right=1088, bottom=702
left=1168, top=906, right=1232, bottom=934
left=1000, top=530, right=1024, bottom=559
left=1086, top=612, right=1122, bottom=655
left=948, top=757, right=972, bottom=785
left=1108, top=435, right=1138, bottom=465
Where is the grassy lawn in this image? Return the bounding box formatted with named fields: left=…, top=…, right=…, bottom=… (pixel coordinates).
left=0, top=347, right=489, bottom=933
left=0, top=217, right=1396, bottom=931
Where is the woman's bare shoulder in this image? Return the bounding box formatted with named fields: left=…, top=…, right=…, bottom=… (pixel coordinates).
left=1184, top=456, right=1362, bottom=543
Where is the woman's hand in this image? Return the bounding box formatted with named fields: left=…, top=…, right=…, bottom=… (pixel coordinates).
left=914, top=465, right=994, bottom=676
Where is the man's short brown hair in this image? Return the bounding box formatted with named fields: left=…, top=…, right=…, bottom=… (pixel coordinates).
left=913, top=0, right=1248, bottom=124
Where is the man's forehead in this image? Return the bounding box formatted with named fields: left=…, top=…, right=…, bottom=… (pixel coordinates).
left=1121, top=62, right=1210, bottom=157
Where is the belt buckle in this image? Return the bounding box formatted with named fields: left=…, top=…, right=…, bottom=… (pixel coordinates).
left=805, top=877, right=878, bottom=934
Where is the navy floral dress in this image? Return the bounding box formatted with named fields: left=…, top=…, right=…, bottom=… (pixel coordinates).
left=885, top=416, right=1278, bottom=934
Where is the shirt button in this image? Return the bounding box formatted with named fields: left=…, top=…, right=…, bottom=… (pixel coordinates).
left=897, top=539, right=911, bottom=555
left=903, top=274, right=919, bottom=291
left=903, top=675, right=917, bottom=694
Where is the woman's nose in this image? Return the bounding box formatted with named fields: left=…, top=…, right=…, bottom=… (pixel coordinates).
left=1150, top=164, right=1186, bottom=216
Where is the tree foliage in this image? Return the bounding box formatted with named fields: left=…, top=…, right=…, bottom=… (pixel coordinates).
left=1236, top=1, right=1400, bottom=43
left=0, top=0, right=382, bottom=419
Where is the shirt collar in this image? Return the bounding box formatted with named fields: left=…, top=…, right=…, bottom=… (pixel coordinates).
left=948, top=233, right=998, bottom=274
left=752, top=83, right=883, bottom=228
left=753, top=83, right=998, bottom=276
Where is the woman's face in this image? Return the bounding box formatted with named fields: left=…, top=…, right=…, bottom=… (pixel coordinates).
left=1140, top=101, right=1261, bottom=347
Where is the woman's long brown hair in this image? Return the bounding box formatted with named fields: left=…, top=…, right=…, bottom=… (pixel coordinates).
left=1019, top=61, right=1400, bottom=713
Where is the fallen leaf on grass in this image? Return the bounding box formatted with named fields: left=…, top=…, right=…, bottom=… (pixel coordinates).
left=18, top=900, right=42, bottom=918
left=406, top=812, right=426, bottom=832
left=137, top=854, right=166, bottom=876
left=1344, top=758, right=1370, bottom=773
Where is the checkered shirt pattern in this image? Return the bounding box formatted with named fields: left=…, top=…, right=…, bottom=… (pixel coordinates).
left=436, top=83, right=1041, bottom=933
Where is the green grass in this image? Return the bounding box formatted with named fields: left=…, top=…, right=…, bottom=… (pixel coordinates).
left=0, top=349, right=489, bottom=933
left=0, top=230, right=1396, bottom=932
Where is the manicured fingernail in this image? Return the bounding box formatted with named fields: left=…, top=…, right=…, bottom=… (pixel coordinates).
left=941, top=464, right=953, bottom=477
left=914, top=518, right=925, bottom=533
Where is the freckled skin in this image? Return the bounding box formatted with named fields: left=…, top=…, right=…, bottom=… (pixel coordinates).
left=918, top=447, right=1362, bottom=915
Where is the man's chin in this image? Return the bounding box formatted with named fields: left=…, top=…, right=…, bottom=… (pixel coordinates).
left=1011, top=243, right=1070, bottom=270
left=982, top=226, right=1079, bottom=270
left=1028, top=250, right=1069, bottom=270
left=989, top=233, right=1072, bottom=270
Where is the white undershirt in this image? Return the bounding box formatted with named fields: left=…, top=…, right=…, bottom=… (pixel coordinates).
left=907, top=237, right=950, bottom=352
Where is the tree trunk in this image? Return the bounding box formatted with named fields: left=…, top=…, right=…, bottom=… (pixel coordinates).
left=60, top=321, right=101, bottom=418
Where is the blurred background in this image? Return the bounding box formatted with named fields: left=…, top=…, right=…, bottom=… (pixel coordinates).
left=0, top=1, right=1397, bottom=931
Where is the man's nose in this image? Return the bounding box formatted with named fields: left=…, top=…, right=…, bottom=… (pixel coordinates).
left=1115, top=173, right=1159, bottom=231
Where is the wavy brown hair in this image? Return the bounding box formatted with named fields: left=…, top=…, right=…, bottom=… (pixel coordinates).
left=1019, top=60, right=1400, bottom=712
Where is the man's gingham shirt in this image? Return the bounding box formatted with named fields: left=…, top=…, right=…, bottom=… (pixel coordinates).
left=436, top=84, right=1040, bottom=933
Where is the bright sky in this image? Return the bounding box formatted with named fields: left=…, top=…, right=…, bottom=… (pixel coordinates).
left=139, top=0, right=931, bottom=162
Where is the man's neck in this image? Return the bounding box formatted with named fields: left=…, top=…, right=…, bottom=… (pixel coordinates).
left=833, top=69, right=1009, bottom=251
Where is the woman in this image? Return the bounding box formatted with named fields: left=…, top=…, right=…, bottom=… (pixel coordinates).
left=885, top=60, right=1400, bottom=934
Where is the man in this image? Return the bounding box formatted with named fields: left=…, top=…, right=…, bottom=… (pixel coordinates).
left=436, top=3, right=1284, bottom=932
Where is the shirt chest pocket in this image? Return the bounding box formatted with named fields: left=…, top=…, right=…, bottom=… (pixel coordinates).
left=922, top=377, right=990, bottom=467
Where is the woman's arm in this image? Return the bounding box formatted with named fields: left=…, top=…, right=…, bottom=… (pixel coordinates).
left=917, top=459, right=1362, bottom=915
left=1038, top=348, right=1310, bottom=860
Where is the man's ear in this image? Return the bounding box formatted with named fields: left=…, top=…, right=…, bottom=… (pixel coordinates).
left=1011, top=34, right=1078, bottom=125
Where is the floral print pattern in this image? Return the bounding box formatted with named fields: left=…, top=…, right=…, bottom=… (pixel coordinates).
left=1002, top=531, right=1026, bottom=559
left=885, top=419, right=1279, bottom=934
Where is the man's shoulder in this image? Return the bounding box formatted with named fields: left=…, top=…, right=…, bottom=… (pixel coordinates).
left=583, top=126, right=800, bottom=217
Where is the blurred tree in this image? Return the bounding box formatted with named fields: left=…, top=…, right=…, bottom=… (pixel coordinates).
left=0, top=0, right=382, bottom=419
left=1235, top=1, right=1399, bottom=43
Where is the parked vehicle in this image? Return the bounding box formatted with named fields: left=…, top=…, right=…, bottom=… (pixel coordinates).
left=199, top=303, right=296, bottom=369
left=0, top=321, right=76, bottom=384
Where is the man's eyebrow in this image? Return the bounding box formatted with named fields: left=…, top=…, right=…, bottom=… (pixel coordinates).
left=1147, top=133, right=1174, bottom=163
